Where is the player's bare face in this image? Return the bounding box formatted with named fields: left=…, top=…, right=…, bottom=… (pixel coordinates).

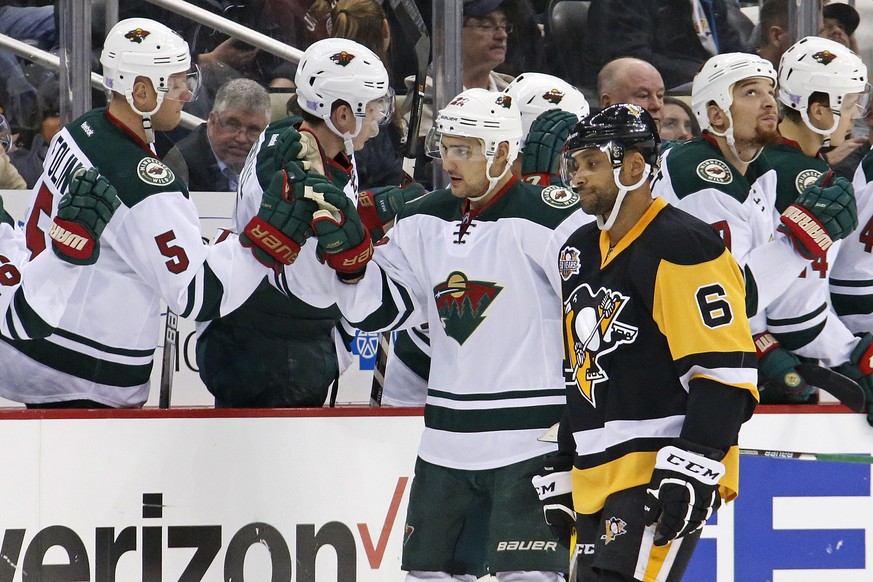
left=729, top=78, right=779, bottom=146
left=568, top=148, right=617, bottom=217
left=439, top=135, right=491, bottom=199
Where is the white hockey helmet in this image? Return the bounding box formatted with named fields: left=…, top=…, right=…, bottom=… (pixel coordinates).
left=779, top=36, right=869, bottom=136
left=691, top=52, right=776, bottom=160
left=503, top=72, right=590, bottom=146
left=294, top=38, right=393, bottom=149
left=426, top=88, right=523, bottom=195
left=100, top=18, right=199, bottom=141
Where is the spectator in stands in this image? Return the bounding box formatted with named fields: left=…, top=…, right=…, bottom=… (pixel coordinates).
left=821, top=2, right=860, bottom=53
left=462, top=0, right=516, bottom=91
left=754, top=0, right=791, bottom=68
left=169, top=79, right=271, bottom=192
left=583, top=0, right=745, bottom=90
left=8, top=76, right=60, bottom=189
left=598, top=57, right=665, bottom=127
left=0, top=113, right=26, bottom=190
left=660, top=96, right=700, bottom=142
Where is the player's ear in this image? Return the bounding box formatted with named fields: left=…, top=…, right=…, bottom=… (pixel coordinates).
left=330, top=102, right=354, bottom=133
left=623, top=150, right=646, bottom=181
left=131, top=76, right=153, bottom=106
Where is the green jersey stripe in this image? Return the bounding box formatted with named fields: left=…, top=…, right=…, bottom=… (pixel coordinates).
left=424, top=403, right=564, bottom=433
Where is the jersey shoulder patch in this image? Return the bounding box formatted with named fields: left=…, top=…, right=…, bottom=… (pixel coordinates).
left=661, top=138, right=752, bottom=203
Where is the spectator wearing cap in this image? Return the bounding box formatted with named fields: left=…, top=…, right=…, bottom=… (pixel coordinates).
left=462, top=0, right=516, bottom=90
left=821, top=2, right=860, bottom=53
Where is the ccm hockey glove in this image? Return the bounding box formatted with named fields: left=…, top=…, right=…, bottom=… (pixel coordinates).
left=50, top=167, right=121, bottom=265
left=240, top=165, right=318, bottom=272
left=643, top=440, right=725, bottom=546
left=357, top=183, right=426, bottom=241
left=754, top=332, right=814, bottom=401
left=521, top=109, right=579, bottom=186
left=834, top=333, right=873, bottom=426
left=778, top=171, right=857, bottom=260
left=531, top=451, right=575, bottom=548
left=308, top=182, right=373, bottom=281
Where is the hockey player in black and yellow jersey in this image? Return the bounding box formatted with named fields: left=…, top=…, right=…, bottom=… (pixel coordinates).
left=537, top=104, right=758, bottom=581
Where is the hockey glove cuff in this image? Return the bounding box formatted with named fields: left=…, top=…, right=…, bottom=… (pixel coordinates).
left=643, top=440, right=725, bottom=546
left=531, top=452, right=576, bottom=548
left=309, top=182, right=373, bottom=281
left=754, top=332, right=813, bottom=399
left=51, top=167, right=121, bottom=265
left=834, top=332, right=873, bottom=425
left=779, top=172, right=857, bottom=259
left=357, top=183, right=426, bottom=241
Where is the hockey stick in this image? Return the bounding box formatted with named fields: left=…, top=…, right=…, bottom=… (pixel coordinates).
left=738, top=448, right=873, bottom=464
left=369, top=0, right=431, bottom=407
left=795, top=363, right=866, bottom=413
left=158, top=307, right=178, bottom=409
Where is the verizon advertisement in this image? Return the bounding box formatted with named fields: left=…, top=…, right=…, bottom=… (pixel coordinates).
left=0, top=410, right=870, bottom=581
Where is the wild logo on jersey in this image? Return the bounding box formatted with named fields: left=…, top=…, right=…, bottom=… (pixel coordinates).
left=433, top=271, right=502, bottom=345
left=564, top=283, right=638, bottom=406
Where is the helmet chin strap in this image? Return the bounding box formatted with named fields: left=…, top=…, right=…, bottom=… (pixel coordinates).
left=709, top=112, right=763, bottom=164
left=468, top=156, right=511, bottom=204
left=125, top=90, right=164, bottom=144
left=326, top=116, right=363, bottom=156
left=801, top=109, right=841, bottom=137
left=597, top=164, right=651, bottom=231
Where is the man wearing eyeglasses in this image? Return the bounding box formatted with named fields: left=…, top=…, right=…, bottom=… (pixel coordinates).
left=171, top=78, right=271, bottom=192
left=462, top=0, right=515, bottom=91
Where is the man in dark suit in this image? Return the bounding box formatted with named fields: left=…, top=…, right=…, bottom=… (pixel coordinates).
left=173, top=78, right=271, bottom=192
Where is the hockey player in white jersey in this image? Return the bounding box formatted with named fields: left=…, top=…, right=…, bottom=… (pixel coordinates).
left=757, top=37, right=872, bottom=404
left=0, top=18, right=317, bottom=408
left=652, top=52, right=858, bottom=332
left=270, top=88, right=584, bottom=579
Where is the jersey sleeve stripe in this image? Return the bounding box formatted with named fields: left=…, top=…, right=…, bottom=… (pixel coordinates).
left=4, top=287, right=55, bottom=340
left=192, top=262, right=225, bottom=321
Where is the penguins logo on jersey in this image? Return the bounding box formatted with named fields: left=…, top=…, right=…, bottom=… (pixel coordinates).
left=563, top=283, right=638, bottom=406
left=795, top=169, right=822, bottom=194
left=601, top=517, right=628, bottom=545
left=434, top=271, right=503, bottom=345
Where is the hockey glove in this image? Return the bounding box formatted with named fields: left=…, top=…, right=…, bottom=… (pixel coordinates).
left=521, top=109, right=579, bottom=186
left=643, top=440, right=725, bottom=547
left=50, top=167, right=121, bottom=266
left=754, top=332, right=814, bottom=401
left=309, top=182, right=373, bottom=281
left=531, top=451, right=575, bottom=548
left=357, top=183, right=426, bottom=241
left=240, top=165, right=318, bottom=272
left=778, top=171, right=857, bottom=260
left=834, top=332, right=873, bottom=426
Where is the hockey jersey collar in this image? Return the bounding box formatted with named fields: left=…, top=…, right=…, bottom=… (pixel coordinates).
left=460, top=174, right=519, bottom=218
left=104, top=108, right=154, bottom=155
left=599, top=196, right=667, bottom=268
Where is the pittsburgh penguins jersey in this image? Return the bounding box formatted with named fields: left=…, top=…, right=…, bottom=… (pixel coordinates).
left=759, top=141, right=856, bottom=365
left=559, top=198, right=757, bottom=515
left=831, top=147, right=873, bottom=335
left=275, top=177, right=586, bottom=470
left=652, top=135, right=809, bottom=327
left=0, top=108, right=269, bottom=407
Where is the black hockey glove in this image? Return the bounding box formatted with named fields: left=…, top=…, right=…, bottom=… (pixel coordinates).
left=50, top=167, right=121, bottom=266
left=754, top=332, right=814, bottom=402
left=643, top=440, right=725, bottom=546
left=521, top=109, right=579, bottom=186
left=778, top=171, right=857, bottom=260
left=357, top=183, right=426, bottom=241
left=240, top=165, right=318, bottom=273
left=531, top=451, right=575, bottom=548
left=834, top=332, right=873, bottom=426
left=309, top=182, right=373, bottom=282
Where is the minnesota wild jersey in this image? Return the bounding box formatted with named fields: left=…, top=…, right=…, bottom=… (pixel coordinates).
left=0, top=108, right=269, bottom=407
left=558, top=197, right=758, bottom=515
left=652, top=135, right=810, bottom=328
left=760, top=141, right=856, bottom=365
left=831, top=147, right=873, bottom=335
left=276, top=177, right=586, bottom=469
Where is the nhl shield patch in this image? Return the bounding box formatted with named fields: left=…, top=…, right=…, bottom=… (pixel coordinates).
left=696, top=159, right=733, bottom=185
left=795, top=169, right=822, bottom=194
left=137, top=158, right=175, bottom=186
left=541, top=185, right=579, bottom=209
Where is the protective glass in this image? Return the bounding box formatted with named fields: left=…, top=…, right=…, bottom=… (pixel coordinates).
left=424, top=127, right=487, bottom=161
left=0, top=115, right=11, bottom=154
left=559, top=145, right=612, bottom=187
left=163, top=65, right=202, bottom=102
left=365, top=87, right=396, bottom=126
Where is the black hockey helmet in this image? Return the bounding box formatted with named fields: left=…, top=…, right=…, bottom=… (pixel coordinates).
left=561, top=103, right=661, bottom=170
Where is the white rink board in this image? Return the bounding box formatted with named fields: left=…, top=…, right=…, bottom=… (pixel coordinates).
left=0, top=189, right=376, bottom=408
